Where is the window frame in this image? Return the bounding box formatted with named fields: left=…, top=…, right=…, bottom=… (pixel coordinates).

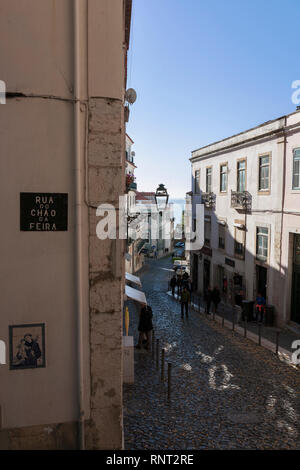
left=237, top=158, right=247, bottom=193
left=258, top=152, right=271, bottom=194
left=219, top=162, right=228, bottom=194
left=292, top=148, right=300, bottom=191
left=194, top=169, right=201, bottom=194
left=218, top=222, right=226, bottom=250
left=255, top=226, right=269, bottom=263
left=206, top=166, right=212, bottom=193
left=204, top=216, right=211, bottom=247
left=234, top=222, right=245, bottom=260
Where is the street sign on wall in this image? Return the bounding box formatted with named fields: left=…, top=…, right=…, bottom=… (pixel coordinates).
left=20, top=193, right=68, bottom=231
left=225, top=257, right=235, bottom=268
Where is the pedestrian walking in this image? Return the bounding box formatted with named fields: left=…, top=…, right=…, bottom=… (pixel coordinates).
left=180, top=286, right=190, bottom=320
left=135, top=305, right=153, bottom=350
left=177, top=274, right=182, bottom=297
left=255, top=293, right=266, bottom=323
left=212, top=286, right=221, bottom=314
left=204, top=286, right=212, bottom=315
left=170, top=274, right=177, bottom=297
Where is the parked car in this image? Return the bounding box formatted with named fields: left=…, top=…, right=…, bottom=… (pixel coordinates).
left=175, top=241, right=185, bottom=248
left=173, top=260, right=190, bottom=275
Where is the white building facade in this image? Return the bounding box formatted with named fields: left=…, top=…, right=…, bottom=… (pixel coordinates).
left=189, top=110, right=300, bottom=328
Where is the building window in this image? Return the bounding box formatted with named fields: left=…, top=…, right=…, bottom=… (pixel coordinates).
left=237, top=160, right=246, bottom=192
left=292, top=148, right=300, bottom=190
left=220, top=164, right=227, bottom=192
left=218, top=223, right=225, bottom=249
left=234, top=226, right=245, bottom=258
left=194, top=170, right=200, bottom=194
left=206, top=167, right=212, bottom=193
left=204, top=217, right=211, bottom=246
left=256, top=227, right=269, bottom=261
left=259, top=154, right=270, bottom=191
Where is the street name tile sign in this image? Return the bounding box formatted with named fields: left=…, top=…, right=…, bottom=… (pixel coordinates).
left=20, top=193, right=68, bottom=231
left=225, top=257, right=235, bottom=268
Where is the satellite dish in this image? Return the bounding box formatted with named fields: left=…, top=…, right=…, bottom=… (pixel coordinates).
left=131, top=151, right=135, bottom=157
left=125, top=88, right=137, bottom=105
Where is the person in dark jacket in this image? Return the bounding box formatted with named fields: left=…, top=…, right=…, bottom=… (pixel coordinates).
left=170, top=274, right=177, bottom=297
left=177, top=275, right=182, bottom=297
left=204, top=286, right=212, bottom=315
left=180, top=286, right=190, bottom=319
left=136, top=305, right=153, bottom=350
left=182, top=272, right=191, bottom=292
left=212, top=286, right=221, bottom=314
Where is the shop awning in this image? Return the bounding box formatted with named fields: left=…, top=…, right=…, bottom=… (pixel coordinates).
left=125, top=272, right=142, bottom=287
left=125, top=285, right=147, bottom=305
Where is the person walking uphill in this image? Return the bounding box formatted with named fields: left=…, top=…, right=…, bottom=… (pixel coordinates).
left=212, top=286, right=221, bottom=314
left=136, top=304, right=153, bottom=350
left=180, top=286, right=190, bottom=320
left=205, top=286, right=212, bottom=315
left=170, top=274, right=177, bottom=297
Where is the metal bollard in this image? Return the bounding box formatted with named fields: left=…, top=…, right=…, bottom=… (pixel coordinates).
left=258, top=323, right=261, bottom=346
left=232, top=309, right=235, bottom=331
left=168, top=363, right=172, bottom=402
left=244, top=317, right=247, bottom=338
left=161, top=348, right=165, bottom=382
left=156, top=339, right=159, bottom=370
left=275, top=330, right=280, bottom=355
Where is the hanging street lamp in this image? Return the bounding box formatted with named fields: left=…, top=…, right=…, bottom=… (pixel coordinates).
left=155, top=184, right=169, bottom=211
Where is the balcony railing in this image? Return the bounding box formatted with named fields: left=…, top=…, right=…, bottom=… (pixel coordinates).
left=231, top=190, right=252, bottom=211
left=201, top=192, right=215, bottom=209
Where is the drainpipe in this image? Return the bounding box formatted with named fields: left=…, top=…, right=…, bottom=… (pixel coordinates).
left=74, top=0, right=85, bottom=450
left=279, top=116, right=287, bottom=322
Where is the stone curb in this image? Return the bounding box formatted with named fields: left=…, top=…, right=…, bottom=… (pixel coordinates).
left=167, top=291, right=298, bottom=369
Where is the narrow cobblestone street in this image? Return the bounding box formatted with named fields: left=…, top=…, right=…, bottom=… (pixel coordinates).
left=123, top=257, right=300, bottom=450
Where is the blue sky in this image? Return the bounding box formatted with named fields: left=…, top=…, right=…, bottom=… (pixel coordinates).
left=126, top=0, right=300, bottom=198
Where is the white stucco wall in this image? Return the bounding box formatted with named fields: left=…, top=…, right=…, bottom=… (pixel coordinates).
left=0, top=0, right=129, bottom=448
left=190, top=112, right=300, bottom=325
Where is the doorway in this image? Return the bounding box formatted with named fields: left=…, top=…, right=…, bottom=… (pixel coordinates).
left=291, top=234, right=300, bottom=324
left=256, top=265, right=267, bottom=300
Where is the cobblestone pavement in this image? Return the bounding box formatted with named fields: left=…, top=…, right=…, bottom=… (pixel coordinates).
left=175, top=290, right=299, bottom=353
left=123, top=257, right=300, bottom=450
